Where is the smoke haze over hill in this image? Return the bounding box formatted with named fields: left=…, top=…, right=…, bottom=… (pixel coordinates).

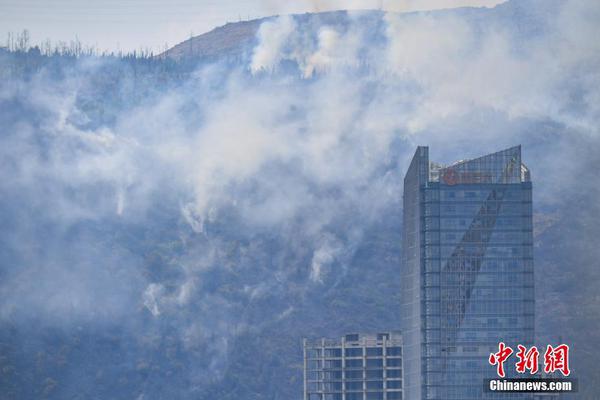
left=0, top=0, right=599, bottom=398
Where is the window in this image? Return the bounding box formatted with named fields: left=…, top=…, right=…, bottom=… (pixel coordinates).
left=307, top=349, right=321, bottom=358
left=366, top=392, right=383, bottom=400
left=387, top=380, right=402, bottom=389
left=387, top=347, right=402, bottom=356
left=443, top=190, right=456, bottom=199
left=324, top=348, right=341, bottom=357
left=323, top=371, right=342, bottom=380
left=323, top=382, right=342, bottom=391
left=366, top=347, right=382, bottom=357
left=307, top=371, right=321, bottom=380
left=444, top=233, right=456, bottom=241
left=346, top=359, right=362, bottom=368
left=387, top=358, right=402, bottom=367
left=345, top=348, right=362, bottom=357
left=367, top=381, right=383, bottom=390
left=443, top=205, right=456, bottom=213
left=366, top=358, right=382, bottom=368
left=345, top=370, right=362, bottom=379
left=366, top=369, right=383, bottom=379
left=345, top=381, right=362, bottom=391
left=387, top=369, right=402, bottom=378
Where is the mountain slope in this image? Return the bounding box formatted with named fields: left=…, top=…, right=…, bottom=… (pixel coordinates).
left=161, top=19, right=264, bottom=61
left=161, top=0, right=560, bottom=62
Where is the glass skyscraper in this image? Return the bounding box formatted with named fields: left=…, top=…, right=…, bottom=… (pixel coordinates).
left=401, top=146, right=534, bottom=400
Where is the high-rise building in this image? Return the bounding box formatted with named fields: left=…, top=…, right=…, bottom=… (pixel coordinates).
left=303, top=332, right=404, bottom=400
left=401, top=146, right=534, bottom=399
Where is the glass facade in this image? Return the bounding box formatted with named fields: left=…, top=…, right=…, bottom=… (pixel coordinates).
left=401, top=146, right=534, bottom=400
left=304, top=333, right=403, bottom=400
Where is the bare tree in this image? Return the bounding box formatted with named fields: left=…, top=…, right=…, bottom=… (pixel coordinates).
left=16, top=30, right=30, bottom=52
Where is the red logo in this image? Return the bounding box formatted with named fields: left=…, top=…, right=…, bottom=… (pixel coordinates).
left=544, top=344, right=570, bottom=376
left=443, top=168, right=458, bottom=185
left=441, top=168, right=493, bottom=185
left=489, top=343, right=571, bottom=377
left=516, top=345, right=539, bottom=374
left=489, top=342, right=513, bottom=378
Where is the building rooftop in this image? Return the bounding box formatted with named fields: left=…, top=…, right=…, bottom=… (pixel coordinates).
left=304, top=331, right=402, bottom=348
left=428, top=145, right=531, bottom=184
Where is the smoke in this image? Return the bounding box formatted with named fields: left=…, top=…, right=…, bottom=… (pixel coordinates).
left=251, top=15, right=296, bottom=73
left=259, top=0, right=505, bottom=14
left=1, top=0, right=599, bottom=398
left=309, top=234, right=345, bottom=283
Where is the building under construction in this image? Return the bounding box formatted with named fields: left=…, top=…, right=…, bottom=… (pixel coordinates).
left=303, top=332, right=403, bottom=400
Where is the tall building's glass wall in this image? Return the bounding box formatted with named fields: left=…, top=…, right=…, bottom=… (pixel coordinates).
left=401, top=147, right=428, bottom=400
left=402, top=146, right=534, bottom=400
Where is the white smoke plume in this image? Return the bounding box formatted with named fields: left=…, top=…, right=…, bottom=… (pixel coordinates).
left=1, top=0, right=599, bottom=398
left=251, top=15, right=296, bottom=73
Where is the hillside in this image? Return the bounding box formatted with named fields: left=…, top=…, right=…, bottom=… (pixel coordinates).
left=160, top=0, right=560, bottom=62
left=1, top=0, right=598, bottom=399
left=161, top=19, right=264, bottom=61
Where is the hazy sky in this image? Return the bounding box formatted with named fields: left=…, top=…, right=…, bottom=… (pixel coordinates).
left=1, top=0, right=505, bottom=52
